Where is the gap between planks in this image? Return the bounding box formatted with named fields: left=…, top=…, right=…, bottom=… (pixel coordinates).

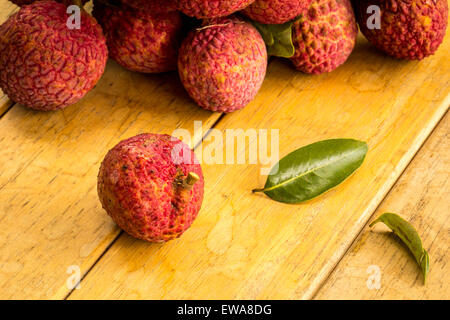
left=0, top=97, right=13, bottom=120
left=309, top=107, right=449, bottom=300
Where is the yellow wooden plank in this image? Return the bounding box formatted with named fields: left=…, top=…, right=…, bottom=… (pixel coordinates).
left=0, top=59, right=221, bottom=299
left=0, top=0, right=219, bottom=299
left=0, top=1, right=16, bottom=22
left=69, top=29, right=450, bottom=299
left=0, top=1, right=18, bottom=116
left=315, top=112, right=449, bottom=300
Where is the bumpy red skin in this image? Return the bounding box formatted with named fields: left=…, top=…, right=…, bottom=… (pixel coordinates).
left=291, top=0, right=357, bottom=74
left=178, top=17, right=267, bottom=113
left=177, top=0, right=255, bottom=18
left=243, top=0, right=312, bottom=24
left=98, top=133, right=204, bottom=243
left=354, top=0, right=448, bottom=60
left=93, top=1, right=183, bottom=73
left=0, top=1, right=107, bottom=111
left=120, top=0, right=178, bottom=13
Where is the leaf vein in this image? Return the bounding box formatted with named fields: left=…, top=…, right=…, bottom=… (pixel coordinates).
left=263, top=150, right=361, bottom=192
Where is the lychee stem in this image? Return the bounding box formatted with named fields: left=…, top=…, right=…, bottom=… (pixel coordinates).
left=196, top=23, right=232, bottom=31
left=185, top=172, right=200, bottom=188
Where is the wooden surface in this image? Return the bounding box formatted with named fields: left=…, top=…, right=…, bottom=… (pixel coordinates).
left=0, top=1, right=449, bottom=300
left=70, top=38, right=449, bottom=299
left=315, top=112, right=449, bottom=300
left=0, top=12, right=222, bottom=297
left=0, top=63, right=221, bottom=300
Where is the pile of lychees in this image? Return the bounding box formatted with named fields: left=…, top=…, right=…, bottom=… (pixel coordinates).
left=0, top=0, right=448, bottom=113
left=0, top=0, right=447, bottom=243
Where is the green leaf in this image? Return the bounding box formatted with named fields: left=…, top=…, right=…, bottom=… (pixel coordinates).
left=369, top=213, right=430, bottom=284
left=252, top=20, right=296, bottom=58
left=253, top=139, right=368, bottom=204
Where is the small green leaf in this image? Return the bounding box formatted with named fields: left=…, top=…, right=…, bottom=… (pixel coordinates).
left=370, top=213, right=430, bottom=284
left=252, top=20, right=296, bottom=58
left=253, top=139, right=368, bottom=204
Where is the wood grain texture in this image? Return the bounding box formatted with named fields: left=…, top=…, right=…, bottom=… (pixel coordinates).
left=0, top=2, right=16, bottom=26
left=69, top=31, right=449, bottom=299
left=0, top=60, right=220, bottom=299
left=315, top=112, right=449, bottom=300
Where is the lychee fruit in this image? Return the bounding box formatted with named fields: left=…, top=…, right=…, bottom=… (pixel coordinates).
left=0, top=1, right=107, bottom=111
left=93, top=1, right=183, bottom=73
left=98, top=133, right=204, bottom=243
left=290, top=0, right=357, bottom=74
left=353, top=0, right=448, bottom=60
left=176, top=0, right=256, bottom=19
left=243, top=0, right=312, bottom=25
left=178, top=17, right=267, bottom=113
left=120, top=0, right=178, bottom=13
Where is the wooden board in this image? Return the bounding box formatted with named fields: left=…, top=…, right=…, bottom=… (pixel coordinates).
left=69, top=32, right=450, bottom=299
left=0, top=60, right=220, bottom=299
left=0, top=2, right=16, bottom=27
left=315, top=112, right=449, bottom=300
left=0, top=0, right=448, bottom=299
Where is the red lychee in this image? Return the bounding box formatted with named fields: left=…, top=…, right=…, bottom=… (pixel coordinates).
left=176, top=0, right=255, bottom=18
left=98, top=133, right=204, bottom=243
left=0, top=1, right=107, bottom=111
left=243, top=0, right=312, bottom=25
left=354, top=0, right=448, bottom=60
left=93, top=1, right=183, bottom=73
left=178, top=17, right=267, bottom=113
left=290, top=0, right=357, bottom=74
